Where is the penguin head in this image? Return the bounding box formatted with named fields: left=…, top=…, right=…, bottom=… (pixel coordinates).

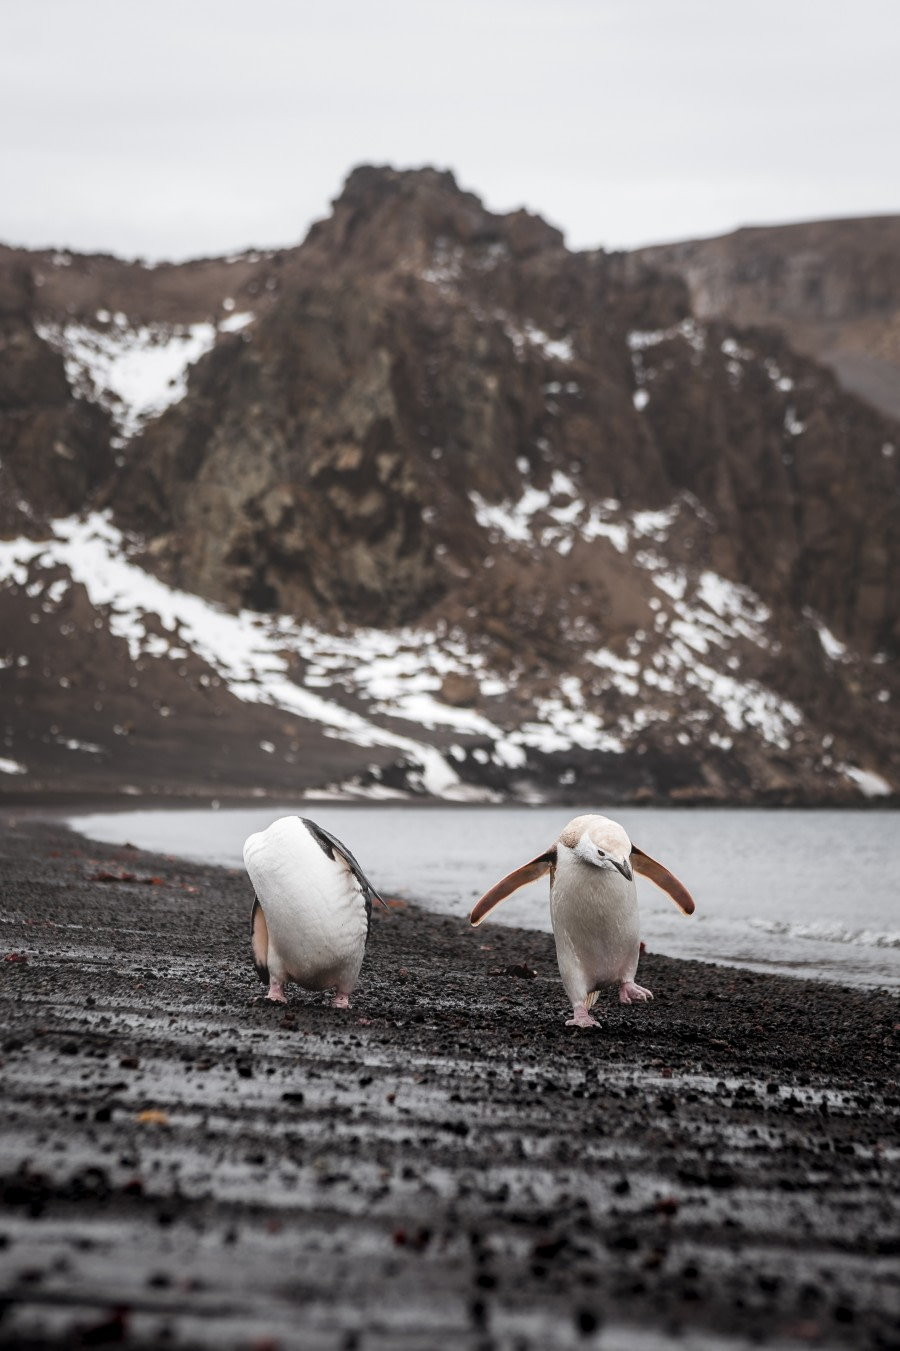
left=563, top=815, right=634, bottom=881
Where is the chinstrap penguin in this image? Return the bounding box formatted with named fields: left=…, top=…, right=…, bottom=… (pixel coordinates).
left=470, top=813, right=695, bottom=1027
left=243, top=815, right=384, bottom=1008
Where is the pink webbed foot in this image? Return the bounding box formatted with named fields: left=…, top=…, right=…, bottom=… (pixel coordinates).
left=332, top=992, right=350, bottom=1009
left=266, top=979, right=287, bottom=1003
left=619, top=981, right=653, bottom=1004
left=566, top=1002, right=600, bottom=1028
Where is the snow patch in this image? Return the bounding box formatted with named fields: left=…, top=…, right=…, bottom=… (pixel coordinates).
left=469, top=487, right=549, bottom=542
left=628, top=318, right=705, bottom=355
left=57, top=738, right=103, bottom=754
left=421, top=239, right=463, bottom=288
left=218, top=311, right=254, bottom=333
left=696, top=572, right=771, bottom=631
left=631, top=506, right=679, bottom=541
left=764, top=358, right=794, bottom=393
left=581, top=513, right=628, bottom=552
left=720, top=337, right=754, bottom=362
left=34, top=317, right=217, bottom=442
left=586, top=649, right=641, bottom=698
left=815, top=622, right=847, bottom=661
left=0, top=515, right=476, bottom=800
left=685, top=663, right=802, bottom=749
left=505, top=320, right=575, bottom=363
left=842, top=766, right=892, bottom=798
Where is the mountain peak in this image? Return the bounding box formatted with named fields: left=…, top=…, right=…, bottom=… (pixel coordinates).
left=303, top=162, right=564, bottom=265
left=339, top=163, right=464, bottom=205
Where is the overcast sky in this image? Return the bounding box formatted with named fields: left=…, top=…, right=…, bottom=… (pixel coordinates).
left=3, top=0, right=898, bottom=261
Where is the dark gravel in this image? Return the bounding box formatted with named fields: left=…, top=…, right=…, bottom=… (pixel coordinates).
left=0, top=810, right=898, bottom=1351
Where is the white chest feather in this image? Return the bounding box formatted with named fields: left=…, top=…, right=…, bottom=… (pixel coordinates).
left=550, top=846, right=641, bottom=991
left=243, top=817, right=369, bottom=989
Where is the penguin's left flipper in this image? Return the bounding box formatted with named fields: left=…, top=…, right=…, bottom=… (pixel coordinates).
left=631, top=845, right=695, bottom=915
left=250, top=897, right=270, bottom=985
left=469, top=848, right=556, bottom=926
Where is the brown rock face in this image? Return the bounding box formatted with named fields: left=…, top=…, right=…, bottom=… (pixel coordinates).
left=108, top=168, right=672, bottom=625
left=124, top=286, right=441, bottom=624
left=110, top=170, right=900, bottom=658
left=0, top=263, right=113, bottom=536
left=608, top=312, right=900, bottom=654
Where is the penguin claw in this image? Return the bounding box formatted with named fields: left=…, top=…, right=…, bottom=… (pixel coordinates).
left=333, top=992, right=350, bottom=1009
left=566, top=1003, right=600, bottom=1028
left=265, top=980, right=287, bottom=1003
left=619, top=981, right=653, bottom=1004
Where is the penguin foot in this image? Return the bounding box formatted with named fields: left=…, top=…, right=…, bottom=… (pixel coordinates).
left=333, top=992, right=350, bottom=1009
left=566, top=1002, right=600, bottom=1028
left=266, top=979, right=287, bottom=1003
left=619, top=981, right=653, bottom=1004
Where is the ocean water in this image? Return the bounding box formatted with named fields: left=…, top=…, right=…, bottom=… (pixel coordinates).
left=70, top=805, right=900, bottom=990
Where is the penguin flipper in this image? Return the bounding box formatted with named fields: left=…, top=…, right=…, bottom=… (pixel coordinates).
left=469, top=849, right=556, bottom=926
left=301, top=819, right=386, bottom=910
left=250, top=897, right=270, bottom=984
left=631, top=845, right=695, bottom=915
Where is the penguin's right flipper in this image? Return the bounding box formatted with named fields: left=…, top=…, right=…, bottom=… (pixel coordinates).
left=469, top=849, right=556, bottom=926
left=250, top=897, right=270, bottom=985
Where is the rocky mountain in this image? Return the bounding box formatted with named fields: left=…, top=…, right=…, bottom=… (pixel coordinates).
left=1, top=168, right=898, bottom=805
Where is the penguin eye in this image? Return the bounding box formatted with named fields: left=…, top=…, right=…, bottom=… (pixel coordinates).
left=596, top=848, right=607, bottom=858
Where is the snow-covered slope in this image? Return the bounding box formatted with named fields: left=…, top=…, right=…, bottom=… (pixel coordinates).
left=0, top=511, right=892, bottom=802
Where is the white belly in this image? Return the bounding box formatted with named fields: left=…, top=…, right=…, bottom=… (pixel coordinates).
left=550, top=851, right=641, bottom=1002
left=243, top=817, right=369, bottom=992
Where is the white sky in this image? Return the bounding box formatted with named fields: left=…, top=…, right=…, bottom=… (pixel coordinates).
left=2, top=0, right=898, bottom=261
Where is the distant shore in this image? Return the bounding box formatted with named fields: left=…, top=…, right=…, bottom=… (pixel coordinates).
left=1, top=808, right=898, bottom=1350
left=3, top=785, right=899, bottom=814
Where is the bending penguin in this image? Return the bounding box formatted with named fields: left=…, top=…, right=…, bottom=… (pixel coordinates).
left=469, top=814, right=695, bottom=1027
left=243, top=815, right=384, bottom=1008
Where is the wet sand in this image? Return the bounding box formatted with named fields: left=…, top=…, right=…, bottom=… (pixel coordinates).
left=0, top=810, right=898, bottom=1350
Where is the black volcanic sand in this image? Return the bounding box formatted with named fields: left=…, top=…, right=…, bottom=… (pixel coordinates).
left=0, top=813, right=897, bottom=1351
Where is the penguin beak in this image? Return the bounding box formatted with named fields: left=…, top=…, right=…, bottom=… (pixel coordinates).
left=614, top=858, right=633, bottom=881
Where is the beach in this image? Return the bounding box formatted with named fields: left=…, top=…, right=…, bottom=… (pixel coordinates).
left=0, top=809, right=897, bottom=1350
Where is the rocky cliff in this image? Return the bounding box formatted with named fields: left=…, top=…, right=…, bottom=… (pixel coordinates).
left=630, top=216, right=900, bottom=422
left=1, top=169, right=898, bottom=804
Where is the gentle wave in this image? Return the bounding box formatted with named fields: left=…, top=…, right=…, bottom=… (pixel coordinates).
left=748, top=918, right=900, bottom=949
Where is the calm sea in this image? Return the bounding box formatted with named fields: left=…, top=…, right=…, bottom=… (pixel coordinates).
left=70, top=805, right=900, bottom=990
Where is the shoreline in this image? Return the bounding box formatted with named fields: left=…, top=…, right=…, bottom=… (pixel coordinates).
left=61, top=800, right=900, bottom=996
left=3, top=786, right=899, bottom=813
left=0, top=810, right=898, bottom=1350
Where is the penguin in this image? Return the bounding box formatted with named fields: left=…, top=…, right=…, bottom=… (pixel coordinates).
left=469, top=814, right=695, bottom=1027
left=243, top=815, right=384, bottom=1008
